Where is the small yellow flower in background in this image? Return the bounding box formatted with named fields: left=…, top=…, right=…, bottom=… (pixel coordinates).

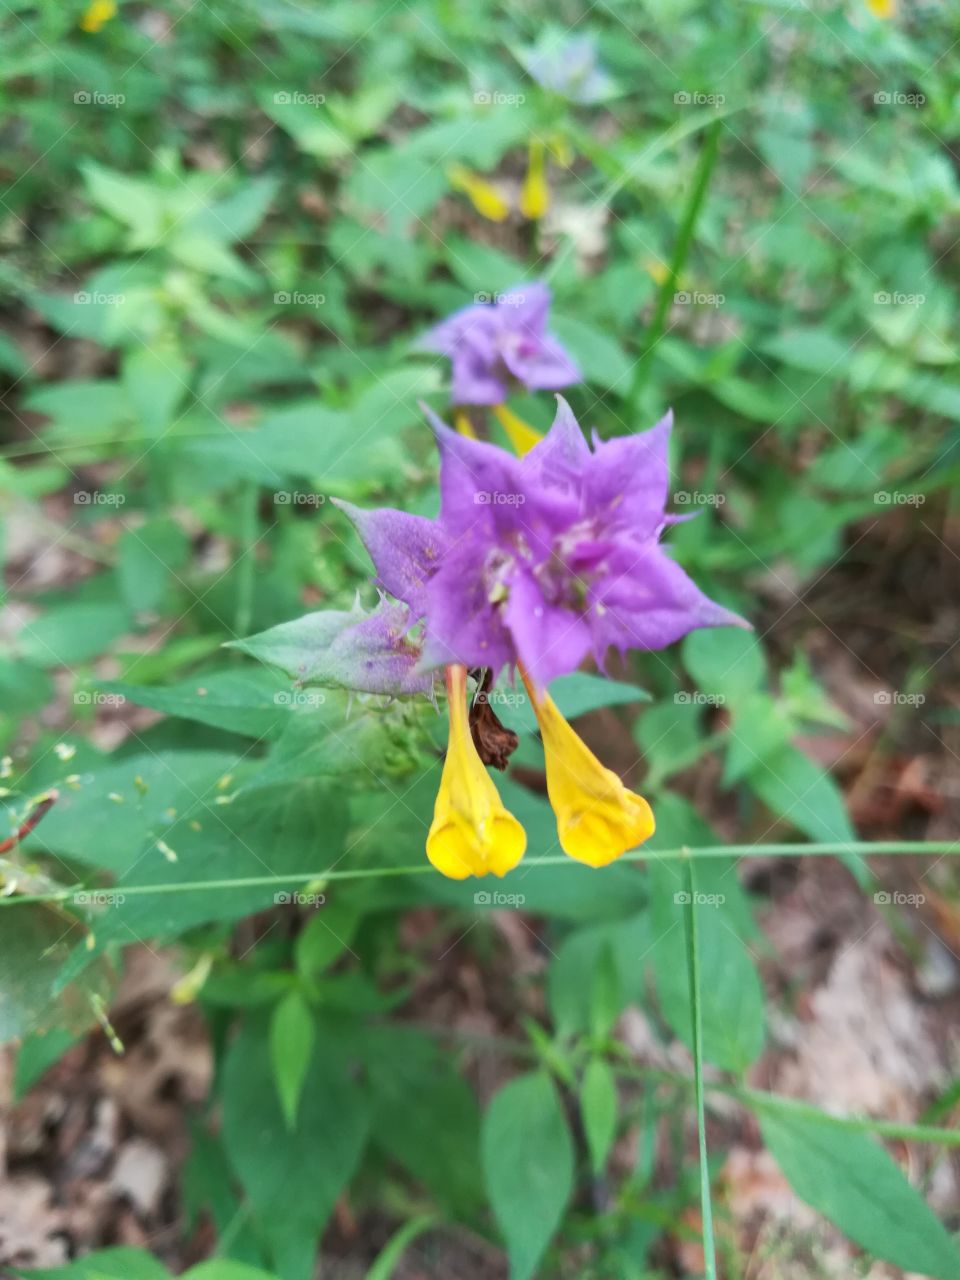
left=492, top=403, right=543, bottom=456
left=427, top=665, right=527, bottom=879
left=81, top=0, right=117, bottom=32
left=865, top=0, right=895, bottom=17
left=448, top=164, right=510, bottom=223
left=520, top=668, right=655, bottom=867
left=644, top=258, right=670, bottom=286
left=520, top=138, right=550, bottom=220
left=547, top=133, right=574, bottom=168
left=453, top=408, right=479, bottom=439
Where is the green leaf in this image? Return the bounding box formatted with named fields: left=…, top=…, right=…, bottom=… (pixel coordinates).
left=759, top=1108, right=960, bottom=1279
left=269, top=991, right=315, bottom=1129
left=122, top=345, right=190, bottom=437
left=184, top=1265, right=280, bottom=1280
left=101, top=670, right=309, bottom=738
left=762, top=327, right=851, bottom=376
left=581, top=1058, right=618, bottom=1176
left=506, top=671, right=648, bottom=734
left=15, top=1246, right=171, bottom=1279
left=481, top=1071, right=574, bottom=1280
left=551, top=314, right=632, bottom=387
left=222, top=1014, right=369, bottom=1275
left=365, top=1216, right=437, bottom=1280
left=682, top=627, right=766, bottom=705
left=117, top=519, right=189, bottom=614
left=295, top=904, right=359, bottom=977
left=649, top=859, right=764, bottom=1072
left=16, top=601, right=131, bottom=667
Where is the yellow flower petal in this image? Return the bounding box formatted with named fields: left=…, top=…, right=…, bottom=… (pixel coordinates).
left=520, top=139, right=549, bottom=221
left=427, top=665, right=527, bottom=879
left=492, top=403, right=544, bottom=457
left=80, top=0, right=117, bottom=32
left=448, top=164, right=510, bottom=223
left=454, top=408, right=478, bottom=439
left=866, top=0, right=895, bottom=17
left=521, top=669, right=654, bottom=867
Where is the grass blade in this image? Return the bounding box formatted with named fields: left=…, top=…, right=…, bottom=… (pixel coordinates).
left=682, top=856, right=716, bottom=1280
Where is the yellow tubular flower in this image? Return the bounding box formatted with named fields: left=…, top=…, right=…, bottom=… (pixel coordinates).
left=866, top=0, right=894, bottom=17
left=448, top=164, right=510, bottom=223
left=492, top=403, right=544, bottom=456
left=81, top=0, right=117, bottom=32
left=453, top=408, right=478, bottom=439
left=426, top=665, right=527, bottom=879
left=520, top=138, right=549, bottom=220
left=519, top=666, right=654, bottom=867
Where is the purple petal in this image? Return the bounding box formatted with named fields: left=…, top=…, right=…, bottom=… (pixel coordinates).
left=500, top=333, right=581, bottom=392
left=588, top=542, right=749, bottom=660
left=506, top=281, right=551, bottom=335
left=420, top=303, right=500, bottom=357
left=583, top=410, right=673, bottom=534
left=419, top=543, right=514, bottom=676
left=422, top=404, right=530, bottom=536
left=332, top=500, right=446, bottom=617
left=524, top=395, right=591, bottom=491
left=501, top=567, right=592, bottom=688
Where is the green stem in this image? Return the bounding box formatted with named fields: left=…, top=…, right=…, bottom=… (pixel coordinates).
left=628, top=118, right=722, bottom=404
left=233, top=482, right=258, bottom=642
left=683, top=857, right=717, bottom=1279
left=2, top=840, right=956, bottom=908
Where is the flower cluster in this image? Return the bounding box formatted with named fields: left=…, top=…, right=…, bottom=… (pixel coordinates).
left=240, top=283, right=746, bottom=880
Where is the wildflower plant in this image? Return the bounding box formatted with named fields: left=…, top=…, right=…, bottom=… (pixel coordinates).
left=238, top=375, right=746, bottom=879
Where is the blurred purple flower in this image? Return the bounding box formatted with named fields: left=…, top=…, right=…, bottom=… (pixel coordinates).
left=421, top=282, right=580, bottom=405
left=519, top=35, right=614, bottom=104
left=334, top=399, right=747, bottom=689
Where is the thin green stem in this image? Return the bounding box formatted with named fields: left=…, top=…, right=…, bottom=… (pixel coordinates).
left=233, top=482, right=258, bottom=641
left=683, top=858, right=717, bottom=1279
left=1, top=840, right=955, bottom=908
left=628, top=118, right=722, bottom=404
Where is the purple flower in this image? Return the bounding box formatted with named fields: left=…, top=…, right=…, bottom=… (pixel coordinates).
left=334, top=399, right=747, bottom=689
left=421, top=282, right=580, bottom=406
left=519, top=35, right=614, bottom=104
